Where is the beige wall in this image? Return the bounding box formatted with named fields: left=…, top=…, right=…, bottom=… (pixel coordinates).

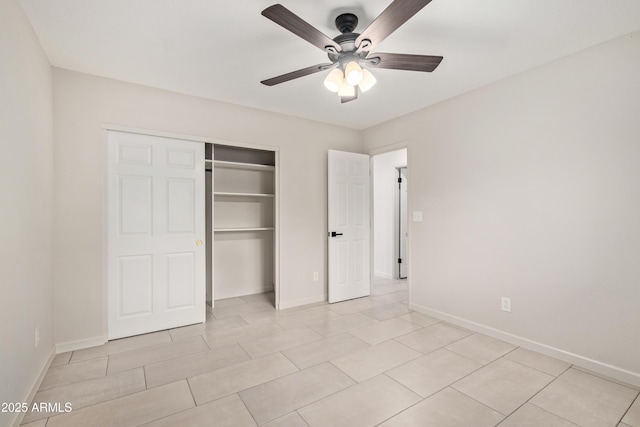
left=363, top=32, right=640, bottom=386
left=52, top=69, right=362, bottom=346
left=0, top=0, right=55, bottom=424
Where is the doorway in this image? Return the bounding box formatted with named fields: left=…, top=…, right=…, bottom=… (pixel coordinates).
left=397, top=166, right=408, bottom=279
left=372, top=148, right=407, bottom=281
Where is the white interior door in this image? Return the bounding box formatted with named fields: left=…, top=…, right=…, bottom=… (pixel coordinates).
left=107, top=131, right=205, bottom=339
left=328, top=150, right=371, bottom=303
left=398, top=167, right=408, bottom=279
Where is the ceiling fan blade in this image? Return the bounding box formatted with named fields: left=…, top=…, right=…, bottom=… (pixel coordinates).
left=356, top=0, right=433, bottom=51
left=341, top=87, right=358, bottom=103
left=262, top=4, right=341, bottom=52
left=368, top=52, right=443, bottom=72
left=261, top=63, right=331, bottom=86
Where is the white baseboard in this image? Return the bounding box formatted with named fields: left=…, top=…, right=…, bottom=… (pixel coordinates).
left=214, top=285, right=274, bottom=302
left=56, top=335, right=106, bottom=354
left=409, top=302, right=640, bottom=389
left=279, top=294, right=327, bottom=310
left=373, top=272, right=394, bottom=280
left=12, top=346, right=56, bottom=427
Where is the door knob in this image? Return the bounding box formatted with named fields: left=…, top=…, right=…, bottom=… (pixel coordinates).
left=330, top=231, right=343, bottom=237
left=196, top=240, right=203, bottom=246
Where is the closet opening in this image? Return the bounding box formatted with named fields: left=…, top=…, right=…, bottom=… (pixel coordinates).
left=205, top=143, right=278, bottom=311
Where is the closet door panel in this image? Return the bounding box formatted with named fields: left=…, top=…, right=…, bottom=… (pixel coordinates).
left=107, top=130, right=206, bottom=339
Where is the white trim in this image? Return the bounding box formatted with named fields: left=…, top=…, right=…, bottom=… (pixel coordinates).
left=101, top=129, right=109, bottom=340
left=374, top=272, right=394, bottom=280
left=273, top=150, right=280, bottom=309
left=213, top=160, right=275, bottom=171
left=279, top=294, right=327, bottom=310
left=369, top=155, right=375, bottom=297
left=56, top=336, right=107, bottom=354
left=101, top=123, right=279, bottom=152
left=394, top=166, right=408, bottom=280
left=409, top=302, right=640, bottom=388
left=215, top=285, right=274, bottom=301
left=367, top=140, right=409, bottom=157
left=11, top=346, right=56, bottom=427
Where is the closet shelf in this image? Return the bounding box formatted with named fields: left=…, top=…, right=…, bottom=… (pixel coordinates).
left=213, top=160, right=275, bottom=172
left=214, top=192, right=274, bottom=198
left=214, top=227, right=274, bottom=232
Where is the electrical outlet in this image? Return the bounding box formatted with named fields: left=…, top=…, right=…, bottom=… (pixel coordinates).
left=501, top=297, right=512, bottom=313
left=312, top=272, right=319, bottom=282
left=35, top=326, right=40, bottom=348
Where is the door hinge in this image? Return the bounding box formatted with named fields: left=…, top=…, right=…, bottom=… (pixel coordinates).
left=398, top=258, right=402, bottom=264
left=398, top=177, right=402, bottom=183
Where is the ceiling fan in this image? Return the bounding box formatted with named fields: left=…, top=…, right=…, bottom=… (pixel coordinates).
left=260, top=0, right=443, bottom=103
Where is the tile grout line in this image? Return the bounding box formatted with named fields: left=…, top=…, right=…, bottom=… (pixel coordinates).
left=107, top=336, right=212, bottom=376
left=369, top=372, right=438, bottom=426
left=616, top=391, right=640, bottom=426
left=295, top=409, right=311, bottom=427
left=130, top=380, right=200, bottom=427
left=143, top=365, right=148, bottom=390
left=522, top=402, right=582, bottom=427
left=104, top=354, right=110, bottom=377
left=30, top=369, right=159, bottom=425
left=235, top=392, right=260, bottom=426
left=184, top=377, right=198, bottom=407
left=278, top=349, right=304, bottom=371
left=444, top=351, right=539, bottom=418
left=491, top=356, right=574, bottom=424
left=276, top=369, right=363, bottom=423
left=509, top=357, right=573, bottom=382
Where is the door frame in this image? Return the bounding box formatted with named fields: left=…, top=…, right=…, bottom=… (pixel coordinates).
left=102, top=124, right=281, bottom=340
left=395, top=166, right=408, bottom=280
left=368, top=142, right=411, bottom=293
left=207, top=141, right=280, bottom=309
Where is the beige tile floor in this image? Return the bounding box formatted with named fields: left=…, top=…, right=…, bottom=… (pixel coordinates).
left=23, top=277, right=640, bottom=426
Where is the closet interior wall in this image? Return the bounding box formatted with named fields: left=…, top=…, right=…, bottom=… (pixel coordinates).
left=205, top=143, right=276, bottom=307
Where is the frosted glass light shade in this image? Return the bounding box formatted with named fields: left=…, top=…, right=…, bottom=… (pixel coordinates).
left=323, top=68, right=344, bottom=93
left=337, top=81, right=355, bottom=97
left=358, top=68, right=377, bottom=92
left=344, top=61, right=363, bottom=85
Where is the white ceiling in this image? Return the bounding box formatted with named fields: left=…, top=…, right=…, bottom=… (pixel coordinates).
left=19, top=0, right=640, bottom=130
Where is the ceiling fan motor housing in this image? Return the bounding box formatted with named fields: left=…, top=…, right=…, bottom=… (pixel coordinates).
left=329, top=32, right=372, bottom=72
left=335, top=13, right=358, bottom=34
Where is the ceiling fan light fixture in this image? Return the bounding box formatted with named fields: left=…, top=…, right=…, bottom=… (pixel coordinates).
left=261, top=2, right=444, bottom=103
left=358, top=68, right=377, bottom=92
left=323, top=68, right=344, bottom=93
left=337, top=80, right=356, bottom=97
left=344, top=61, right=363, bottom=86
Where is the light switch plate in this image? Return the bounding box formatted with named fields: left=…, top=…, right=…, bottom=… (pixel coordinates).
left=412, top=211, right=423, bottom=222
